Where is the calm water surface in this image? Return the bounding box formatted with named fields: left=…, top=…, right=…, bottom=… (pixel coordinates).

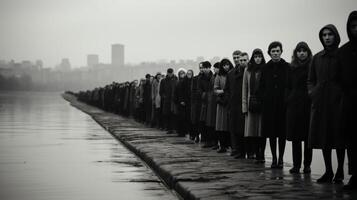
left=0, top=91, right=177, bottom=200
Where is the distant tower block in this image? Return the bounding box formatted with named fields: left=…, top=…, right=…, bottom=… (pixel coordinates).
left=87, top=54, right=99, bottom=67
left=111, top=44, right=125, bottom=67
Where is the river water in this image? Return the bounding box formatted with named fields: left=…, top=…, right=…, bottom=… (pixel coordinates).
left=0, top=91, right=177, bottom=200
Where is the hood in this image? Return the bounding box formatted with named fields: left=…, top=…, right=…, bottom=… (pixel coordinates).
left=347, top=11, right=357, bottom=42
left=291, top=41, right=312, bottom=67
left=319, top=24, right=340, bottom=49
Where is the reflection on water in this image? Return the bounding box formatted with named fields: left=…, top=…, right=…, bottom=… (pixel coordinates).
left=0, top=91, right=176, bottom=200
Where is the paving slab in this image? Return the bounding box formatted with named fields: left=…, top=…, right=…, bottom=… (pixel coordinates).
left=63, top=94, right=356, bottom=200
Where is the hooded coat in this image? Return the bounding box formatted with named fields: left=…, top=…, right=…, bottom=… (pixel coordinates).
left=307, top=24, right=345, bottom=149
left=338, top=11, right=357, bottom=148
left=286, top=42, right=312, bottom=141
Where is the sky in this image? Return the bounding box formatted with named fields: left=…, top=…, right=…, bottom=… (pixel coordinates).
left=0, top=0, right=356, bottom=68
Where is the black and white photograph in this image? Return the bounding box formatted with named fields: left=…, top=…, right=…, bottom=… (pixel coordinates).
left=0, top=0, right=356, bottom=199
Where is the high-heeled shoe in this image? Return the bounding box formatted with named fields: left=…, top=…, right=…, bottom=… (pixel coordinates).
left=333, top=169, right=344, bottom=183
left=303, top=166, right=311, bottom=174
left=271, top=158, right=278, bottom=169
left=277, top=159, right=284, bottom=169
left=289, top=167, right=300, bottom=174
left=317, top=172, right=334, bottom=183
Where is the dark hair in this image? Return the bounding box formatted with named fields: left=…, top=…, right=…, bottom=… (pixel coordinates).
left=232, top=50, right=242, bottom=56
left=291, top=41, right=312, bottom=67
left=240, top=52, right=249, bottom=58
left=248, top=48, right=266, bottom=72
left=145, top=74, right=151, bottom=79
left=186, top=69, right=194, bottom=78
left=202, top=61, right=212, bottom=69
left=219, top=58, right=233, bottom=75
left=213, top=62, right=220, bottom=69
left=167, top=68, right=174, bottom=73
left=268, top=41, right=283, bottom=55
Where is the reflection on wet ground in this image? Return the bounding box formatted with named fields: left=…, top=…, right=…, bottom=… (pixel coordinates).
left=0, top=91, right=177, bottom=200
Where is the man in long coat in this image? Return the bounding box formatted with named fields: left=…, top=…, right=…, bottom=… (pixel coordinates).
left=160, top=68, right=178, bottom=134
left=225, top=50, right=246, bottom=158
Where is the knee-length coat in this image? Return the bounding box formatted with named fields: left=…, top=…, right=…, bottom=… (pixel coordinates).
left=214, top=74, right=229, bottom=131
left=242, top=67, right=262, bottom=137
left=205, top=74, right=217, bottom=127
left=307, top=24, right=345, bottom=149
left=190, top=74, right=202, bottom=125
left=258, top=59, right=289, bottom=138
left=224, top=67, right=245, bottom=137
left=159, top=75, right=178, bottom=115
left=286, top=62, right=311, bottom=141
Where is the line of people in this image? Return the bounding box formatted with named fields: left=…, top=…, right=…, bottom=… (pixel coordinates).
left=75, top=11, right=357, bottom=190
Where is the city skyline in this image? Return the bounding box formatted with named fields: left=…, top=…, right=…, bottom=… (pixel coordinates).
left=0, top=0, right=356, bottom=68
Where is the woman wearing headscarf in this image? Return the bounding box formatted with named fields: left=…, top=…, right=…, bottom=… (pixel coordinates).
left=174, top=68, right=189, bottom=137
left=286, top=42, right=313, bottom=174
left=308, top=24, right=345, bottom=183
left=242, top=49, right=266, bottom=163
left=215, top=59, right=233, bottom=153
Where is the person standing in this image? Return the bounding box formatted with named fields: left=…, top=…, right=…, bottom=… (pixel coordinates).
left=207, top=63, right=220, bottom=150
left=242, top=49, right=266, bottom=163
left=174, top=68, right=189, bottom=137
left=190, top=64, right=203, bottom=142
left=307, top=24, right=345, bottom=183
left=199, top=61, right=213, bottom=147
left=338, top=11, right=357, bottom=190
left=259, top=41, right=289, bottom=168
left=286, top=42, right=313, bottom=174
left=225, top=50, right=246, bottom=158
left=160, top=68, right=178, bottom=134
left=215, top=59, right=232, bottom=153
left=152, top=72, right=162, bottom=128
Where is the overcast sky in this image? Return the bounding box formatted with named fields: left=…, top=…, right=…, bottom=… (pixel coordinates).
left=0, top=0, right=356, bottom=68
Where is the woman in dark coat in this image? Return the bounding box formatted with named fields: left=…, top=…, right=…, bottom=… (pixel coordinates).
left=308, top=24, right=345, bottom=183
left=259, top=41, right=289, bottom=168
left=286, top=42, right=313, bottom=174
left=207, top=63, right=220, bottom=150
left=214, top=59, right=232, bottom=153
left=190, top=64, right=203, bottom=142
left=199, top=61, right=213, bottom=147
left=338, top=11, right=357, bottom=190
left=174, top=68, right=190, bottom=137
left=242, top=49, right=266, bottom=163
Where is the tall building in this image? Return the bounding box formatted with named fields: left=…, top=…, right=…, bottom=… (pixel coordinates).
left=111, top=44, right=124, bottom=67
left=87, top=54, right=99, bottom=67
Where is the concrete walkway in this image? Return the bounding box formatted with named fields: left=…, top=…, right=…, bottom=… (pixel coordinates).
left=63, top=94, right=355, bottom=200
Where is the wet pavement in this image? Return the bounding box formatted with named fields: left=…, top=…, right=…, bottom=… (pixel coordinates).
left=64, top=93, right=357, bottom=200
left=0, top=91, right=177, bottom=200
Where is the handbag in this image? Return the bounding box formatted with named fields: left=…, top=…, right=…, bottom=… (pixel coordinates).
left=248, top=95, right=262, bottom=113
left=216, top=93, right=227, bottom=106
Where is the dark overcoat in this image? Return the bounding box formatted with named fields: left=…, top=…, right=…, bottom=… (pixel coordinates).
left=159, top=75, right=178, bottom=115
left=307, top=24, right=344, bottom=149
left=224, top=67, right=245, bottom=137
left=286, top=63, right=311, bottom=141
left=338, top=11, right=357, bottom=148
left=190, top=74, right=202, bottom=124
left=259, top=59, right=289, bottom=138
